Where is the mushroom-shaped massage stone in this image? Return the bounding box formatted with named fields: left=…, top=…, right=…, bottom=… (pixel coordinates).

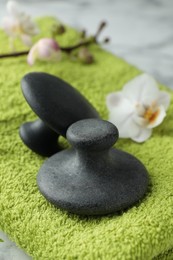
left=37, top=118, right=149, bottom=216
left=19, top=72, right=99, bottom=157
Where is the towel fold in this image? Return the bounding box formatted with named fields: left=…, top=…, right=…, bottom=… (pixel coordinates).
left=0, top=17, right=173, bottom=260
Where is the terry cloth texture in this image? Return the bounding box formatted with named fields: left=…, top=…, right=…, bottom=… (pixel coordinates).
left=0, top=17, right=173, bottom=260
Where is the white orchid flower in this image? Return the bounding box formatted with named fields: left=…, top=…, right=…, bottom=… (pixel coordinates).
left=27, top=38, right=61, bottom=66
left=106, top=74, right=171, bottom=143
left=2, top=1, right=39, bottom=48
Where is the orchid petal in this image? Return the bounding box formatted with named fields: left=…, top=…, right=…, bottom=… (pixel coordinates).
left=20, top=34, right=32, bottom=46
left=123, top=73, right=159, bottom=105
left=22, top=19, right=39, bottom=36
left=107, top=96, right=135, bottom=137
left=106, top=92, right=125, bottom=111
left=3, top=1, right=39, bottom=47
left=2, top=16, right=17, bottom=36
left=156, top=91, right=171, bottom=110
left=7, top=1, right=19, bottom=16
left=109, top=112, right=132, bottom=138
left=107, top=94, right=134, bottom=121
left=132, top=128, right=152, bottom=143
left=147, top=105, right=166, bottom=128
left=133, top=115, right=148, bottom=127
left=128, top=119, right=142, bottom=138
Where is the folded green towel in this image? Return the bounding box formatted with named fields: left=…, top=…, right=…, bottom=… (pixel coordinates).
left=0, top=17, right=173, bottom=260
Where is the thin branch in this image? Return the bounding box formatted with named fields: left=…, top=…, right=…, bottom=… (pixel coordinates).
left=0, top=21, right=107, bottom=59
left=0, top=40, right=95, bottom=59
left=94, top=21, right=106, bottom=39
left=0, top=50, right=29, bottom=58
left=60, top=38, right=96, bottom=53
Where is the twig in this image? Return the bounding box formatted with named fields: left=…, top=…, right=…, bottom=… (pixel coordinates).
left=0, top=51, right=29, bottom=58
left=0, top=21, right=107, bottom=59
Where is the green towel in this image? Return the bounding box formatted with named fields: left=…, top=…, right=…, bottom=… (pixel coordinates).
left=0, top=17, right=173, bottom=260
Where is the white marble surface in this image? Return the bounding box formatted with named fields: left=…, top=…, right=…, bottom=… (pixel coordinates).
left=0, top=0, right=173, bottom=259
left=0, top=232, right=31, bottom=260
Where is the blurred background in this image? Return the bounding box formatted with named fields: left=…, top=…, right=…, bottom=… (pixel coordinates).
left=1, top=0, right=173, bottom=88
left=0, top=0, right=173, bottom=259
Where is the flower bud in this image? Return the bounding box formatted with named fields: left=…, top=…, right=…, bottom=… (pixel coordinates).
left=27, top=38, right=61, bottom=66
left=78, top=47, right=94, bottom=64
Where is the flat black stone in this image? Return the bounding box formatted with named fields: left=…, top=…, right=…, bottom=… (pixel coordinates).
left=21, top=72, right=100, bottom=137
left=37, top=119, right=149, bottom=215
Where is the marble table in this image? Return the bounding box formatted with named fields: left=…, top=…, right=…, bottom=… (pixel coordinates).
left=0, top=0, right=173, bottom=259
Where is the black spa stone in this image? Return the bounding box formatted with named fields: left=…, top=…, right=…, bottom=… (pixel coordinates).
left=37, top=119, right=149, bottom=216
left=19, top=72, right=99, bottom=156
left=20, top=120, right=61, bottom=157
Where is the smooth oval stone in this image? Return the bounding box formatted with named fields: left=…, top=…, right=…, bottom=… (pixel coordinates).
left=37, top=119, right=149, bottom=216
left=21, top=72, right=100, bottom=137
